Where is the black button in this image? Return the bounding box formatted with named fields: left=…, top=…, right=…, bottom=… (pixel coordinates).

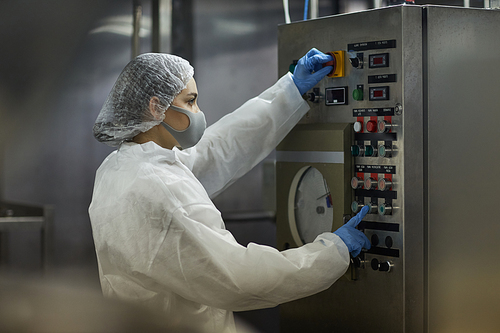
left=371, top=258, right=379, bottom=271
left=371, top=234, right=379, bottom=246
left=385, top=236, right=393, bottom=248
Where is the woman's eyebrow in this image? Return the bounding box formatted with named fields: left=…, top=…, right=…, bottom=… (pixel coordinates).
left=186, top=92, right=198, bottom=99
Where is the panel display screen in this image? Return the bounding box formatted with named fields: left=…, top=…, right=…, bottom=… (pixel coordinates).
left=325, top=87, right=348, bottom=105
left=369, top=53, right=389, bottom=68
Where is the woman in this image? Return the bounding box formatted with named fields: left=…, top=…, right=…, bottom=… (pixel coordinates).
left=89, top=50, right=370, bottom=333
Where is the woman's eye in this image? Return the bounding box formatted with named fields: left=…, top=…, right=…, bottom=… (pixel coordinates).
left=188, top=98, right=196, bottom=105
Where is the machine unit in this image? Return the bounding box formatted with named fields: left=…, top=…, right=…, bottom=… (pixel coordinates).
left=276, top=5, right=500, bottom=332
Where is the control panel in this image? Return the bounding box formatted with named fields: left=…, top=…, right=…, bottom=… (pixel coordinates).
left=276, top=5, right=500, bottom=333
left=276, top=5, right=417, bottom=332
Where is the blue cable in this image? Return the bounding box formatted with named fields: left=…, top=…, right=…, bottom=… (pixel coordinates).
left=304, top=0, right=309, bottom=20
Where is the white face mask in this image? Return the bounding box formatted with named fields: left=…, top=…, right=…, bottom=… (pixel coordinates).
left=161, top=104, right=207, bottom=149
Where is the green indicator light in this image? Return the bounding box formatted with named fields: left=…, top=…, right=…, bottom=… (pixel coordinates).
left=379, top=145, right=386, bottom=157
left=379, top=205, right=385, bottom=215
left=365, top=145, right=374, bottom=157
left=351, top=201, right=360, bottom=213
left=351, top=145, right=361, bottom=157
left=353, top=88, right=363, bottom=101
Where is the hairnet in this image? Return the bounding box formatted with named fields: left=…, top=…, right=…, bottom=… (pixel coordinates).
left=93, top=53, right=194, bottom=147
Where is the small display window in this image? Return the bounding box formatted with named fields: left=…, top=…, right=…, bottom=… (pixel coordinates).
left=325, top=87, right=348, bottom=105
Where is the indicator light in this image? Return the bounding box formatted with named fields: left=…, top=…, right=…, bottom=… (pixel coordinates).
left=378, top=120, right=392, bottom=133
left=368, top=202, right=378, bottom=214
left=364, top=145, right=377, bottom=157
left=353, top=88, right=363, bottom=101
left=366, top=120, right=377, bottom=133
left=378, top=145, right=393, bottom=158
left=364, top=177, right=377, bottom=190
left=353, top=121, right=363, bottom=133
left=351, top=177, right=364, bottom=189
left=379, top=203, right=393, bottom=216
left=378, top=178, right=392, bottom=191
left=351, top=201, right=365, bottom=213
left=351, top=145, right=362, bottom=157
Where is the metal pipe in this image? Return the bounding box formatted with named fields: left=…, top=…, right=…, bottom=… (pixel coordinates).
left=311, top=0, right=318, bottom=19
left=132, top=1, right=142, bottom=58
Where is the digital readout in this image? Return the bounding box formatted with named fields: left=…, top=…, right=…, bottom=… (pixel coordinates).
left=369, top=53, right=389, bottom=68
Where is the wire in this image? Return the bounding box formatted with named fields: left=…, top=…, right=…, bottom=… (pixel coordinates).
left=304, top=0, right=309, bottom=20
left=283, top=0, right=291, bottom=24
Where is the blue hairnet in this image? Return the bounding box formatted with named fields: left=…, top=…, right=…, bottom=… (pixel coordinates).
left=93, top=53, right=194, bottom=147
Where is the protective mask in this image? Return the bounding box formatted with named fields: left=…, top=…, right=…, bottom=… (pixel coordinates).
left=161, top=104, right=206, bottom=149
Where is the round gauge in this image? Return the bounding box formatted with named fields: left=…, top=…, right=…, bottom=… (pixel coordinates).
left=288, top=166, right=334, bottom=245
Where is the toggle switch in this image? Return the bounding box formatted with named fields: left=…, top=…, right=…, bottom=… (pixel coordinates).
left=349, top=52, right=363, bottom=69
left=371, top=258, right=394, bottom=272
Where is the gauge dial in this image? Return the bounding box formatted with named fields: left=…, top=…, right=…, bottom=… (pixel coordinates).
left=288, top=167, right=334, bottom=245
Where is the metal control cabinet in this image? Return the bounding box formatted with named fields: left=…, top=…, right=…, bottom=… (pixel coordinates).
left=276, top=5, right=500, bottom=333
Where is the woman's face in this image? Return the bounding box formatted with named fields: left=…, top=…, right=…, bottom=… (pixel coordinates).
left=164, top=78, right=199, bottom=131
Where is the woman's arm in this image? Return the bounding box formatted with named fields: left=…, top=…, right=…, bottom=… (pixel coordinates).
left=175, top=73, right=309, bottom=198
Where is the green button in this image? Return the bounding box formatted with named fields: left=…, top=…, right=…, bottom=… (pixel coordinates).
left=351, top=201, right=360, bottom=213
left=365, top=145, right=374, bottom=157
left=353, top=88, right=363, bottom=101
left=351, top=145, right=361, bottom=157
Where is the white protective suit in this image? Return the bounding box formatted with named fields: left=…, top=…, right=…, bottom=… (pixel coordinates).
left=89, top=73, right=350, bottom=333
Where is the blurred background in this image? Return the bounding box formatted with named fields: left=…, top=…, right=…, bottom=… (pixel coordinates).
left=0, top=0, right=492, bottom=332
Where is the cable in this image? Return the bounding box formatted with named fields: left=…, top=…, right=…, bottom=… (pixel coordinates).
left=283, top=0, right=291, bottom=24
left=304, top=0, right=309, bottom=20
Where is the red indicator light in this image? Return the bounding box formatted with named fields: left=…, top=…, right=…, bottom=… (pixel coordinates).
left=366, top=120, right=377, bottom=133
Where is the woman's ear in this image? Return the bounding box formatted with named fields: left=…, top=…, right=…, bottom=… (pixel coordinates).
left=149, top=96, right=164, bottom=121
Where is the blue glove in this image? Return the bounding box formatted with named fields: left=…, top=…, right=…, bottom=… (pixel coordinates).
left=333, top=205, right=371, bottom=257
left=292, top=48, right=333, bottom=95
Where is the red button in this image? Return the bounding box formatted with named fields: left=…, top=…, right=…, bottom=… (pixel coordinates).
left=366, top=120, right=377, bottom=133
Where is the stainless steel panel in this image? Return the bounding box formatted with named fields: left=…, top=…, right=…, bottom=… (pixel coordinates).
left=278, top=6, right=421, bottom=332
left=425, top=6, right=500, bottom=333
left=277, top=4, right=500, bottom=332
